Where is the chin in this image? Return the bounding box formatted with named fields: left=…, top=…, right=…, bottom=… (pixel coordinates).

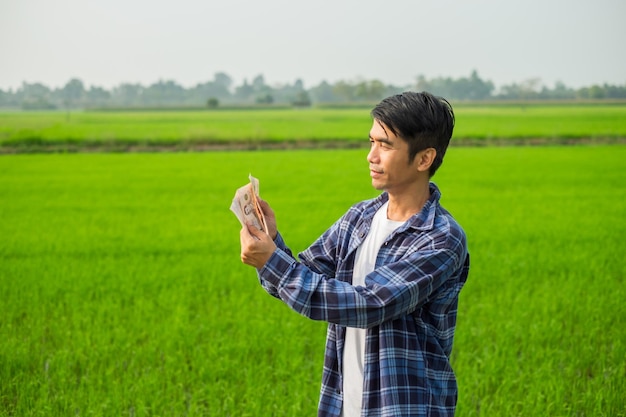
left=371, top=180, right=385, bottom=191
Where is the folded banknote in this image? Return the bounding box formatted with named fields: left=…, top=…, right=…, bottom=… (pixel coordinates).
left=230, top=174, right=267, bottom=233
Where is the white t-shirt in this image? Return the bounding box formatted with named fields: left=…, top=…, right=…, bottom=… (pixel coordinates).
left=341, top=201, right=404, bottom=417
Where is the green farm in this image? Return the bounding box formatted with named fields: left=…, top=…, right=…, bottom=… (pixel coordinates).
left=1, top=104, right=625, bottom=151
left=1, top=104, right=625, bottom=416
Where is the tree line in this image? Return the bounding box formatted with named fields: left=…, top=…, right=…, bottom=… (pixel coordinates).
left=1, top=70, right=625, bottom=110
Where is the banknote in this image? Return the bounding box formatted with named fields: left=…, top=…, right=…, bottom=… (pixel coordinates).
left=230, top=174, right=267, bottom=233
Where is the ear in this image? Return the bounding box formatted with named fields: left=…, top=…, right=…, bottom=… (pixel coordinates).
left=415, top=148, right=436, bottom=173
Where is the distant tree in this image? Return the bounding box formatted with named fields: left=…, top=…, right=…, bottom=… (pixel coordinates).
left=251, top=74, right=273, bottom=103
left=355, top=79, right=386, bottom=101
left=588, top=85, right=606, bottom=99
left=255, top=93, right=274, bottom=104
left=496, top=78, right=542, bottom=100
left=62, top=78, right=85, bottom=108
left=573, top=83, right=626, bottom=100
left=252, top=74, right=266, bottom=90
left=461, top=70, right=494, bottom=100
left=541, top=81, right=576, bottom=99
left=520, top=78, right=542, bottom=100
left=60, top=78, right=85, bottom=119
left=415, top=75, right=455, bottom=99
left=17, top=82, right=55, bottom=109
left=234, top=79, right=254, bottom=101
left=602, top=83, right=626, bottom=99
left=333, top=80, right=357, bottom=102
left=21, top=98, right=56, bottom=110
left=20, top=82, right=51, bottom=100
left=415, top=75, right=429, bottom=92
left=3, top=73, right=625, bottom=109
left=309, top=80, right=336, bottom=103
left=278, top=79, right=309, bottom=106
left=85, top=85, right=111, bottom=107
left=291, top=90, right=311, bottom=107
left=496, top=83, right=523, bottom=100
left=207, top=97, right=219, bottom=108
left=191, top=81, right=230, bottom=104
left=416, top=70, right=493, bottom=100
left=214, top=72, right=233, bottom=92
left=144, top=80, right=186, bottom=105
left=111, top=83, right=144, bottom=107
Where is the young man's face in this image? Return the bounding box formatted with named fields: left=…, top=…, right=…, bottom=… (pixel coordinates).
left=367, top=120, right=421, bottom=194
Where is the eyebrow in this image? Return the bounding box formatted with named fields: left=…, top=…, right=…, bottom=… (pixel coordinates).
left=369, top=135, right=394, bottom=146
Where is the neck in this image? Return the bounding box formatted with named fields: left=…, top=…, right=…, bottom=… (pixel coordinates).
left=386, top=182, right=431, bottom=222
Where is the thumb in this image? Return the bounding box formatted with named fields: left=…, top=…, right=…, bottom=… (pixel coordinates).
left=257, top=198, right=273, bottom=216
left=246, top=223, right=267, bottom=240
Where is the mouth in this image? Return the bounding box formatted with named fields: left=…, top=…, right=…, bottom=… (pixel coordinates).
left=370, top=167, right=383, bottom=178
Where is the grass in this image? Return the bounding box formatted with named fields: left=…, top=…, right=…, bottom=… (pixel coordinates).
left=441, top=147, right=626, bottom=416
left=0, top=109, right=372, bottom=148
left=0, top=146, right=625, bottom=416
left=454, top=104, right=626, bottom=140
left=1, top=104, right=625, bottom=151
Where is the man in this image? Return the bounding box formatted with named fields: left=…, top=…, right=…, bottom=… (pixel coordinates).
left=240, top=91, right=470, bottom=417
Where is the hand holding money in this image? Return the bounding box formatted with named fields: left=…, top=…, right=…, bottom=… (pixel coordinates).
left=254, top=198, right=277, bottom=240
left=233, top=175, right=277, bottom=268
left=230, top=174, right=268, bottom=234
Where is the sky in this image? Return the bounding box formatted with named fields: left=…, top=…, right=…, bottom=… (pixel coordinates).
left=1, top=0, right=625, bottom=91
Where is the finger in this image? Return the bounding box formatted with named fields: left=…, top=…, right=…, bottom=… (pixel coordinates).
left=246, top=223, right=266, bottom=240
left=240, top=225, right=254, bottom=241
left=240, top=226, right=260, bottom=250
left=240, top=229, right=256, bottom=264
left=257, top=199, right=273, bottom=216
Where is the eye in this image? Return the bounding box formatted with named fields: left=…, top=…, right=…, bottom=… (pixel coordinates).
left=369, top=138, right=393, bottom=149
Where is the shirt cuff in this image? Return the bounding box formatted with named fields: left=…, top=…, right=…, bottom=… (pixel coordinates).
left=273, top=232, right=288, bottom=250
left=259, top=247, right=297, bottom=288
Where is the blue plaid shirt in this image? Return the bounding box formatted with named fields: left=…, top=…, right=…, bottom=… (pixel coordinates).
left=258, top=183, right=470, bottom=417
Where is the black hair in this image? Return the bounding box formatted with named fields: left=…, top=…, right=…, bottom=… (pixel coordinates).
left=370, top=91, right=455, bottom=177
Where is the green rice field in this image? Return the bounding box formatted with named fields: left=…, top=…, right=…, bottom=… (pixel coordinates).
left=1, top=104, right=625, bottom=151
left=1, top=146, right=624, bottom=416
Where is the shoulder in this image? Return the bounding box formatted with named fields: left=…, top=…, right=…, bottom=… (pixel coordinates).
left=428, top=183, right=466, bottom=245
left=433, top=205, right=467, bottom=254
left=343, top=193, right=387, bottom=222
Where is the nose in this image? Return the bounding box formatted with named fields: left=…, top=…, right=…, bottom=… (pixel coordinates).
left=367, top=144, right=379, bottom=164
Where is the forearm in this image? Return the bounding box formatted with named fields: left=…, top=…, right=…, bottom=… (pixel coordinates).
left=272, top=232, right=294, bottom=258
left=258, top=247, right=464, bottom=328
left=257, top=231, right=295, bottom=298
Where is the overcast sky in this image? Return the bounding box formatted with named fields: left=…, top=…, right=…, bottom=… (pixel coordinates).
left=1, top=0, right=625, bottom=91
